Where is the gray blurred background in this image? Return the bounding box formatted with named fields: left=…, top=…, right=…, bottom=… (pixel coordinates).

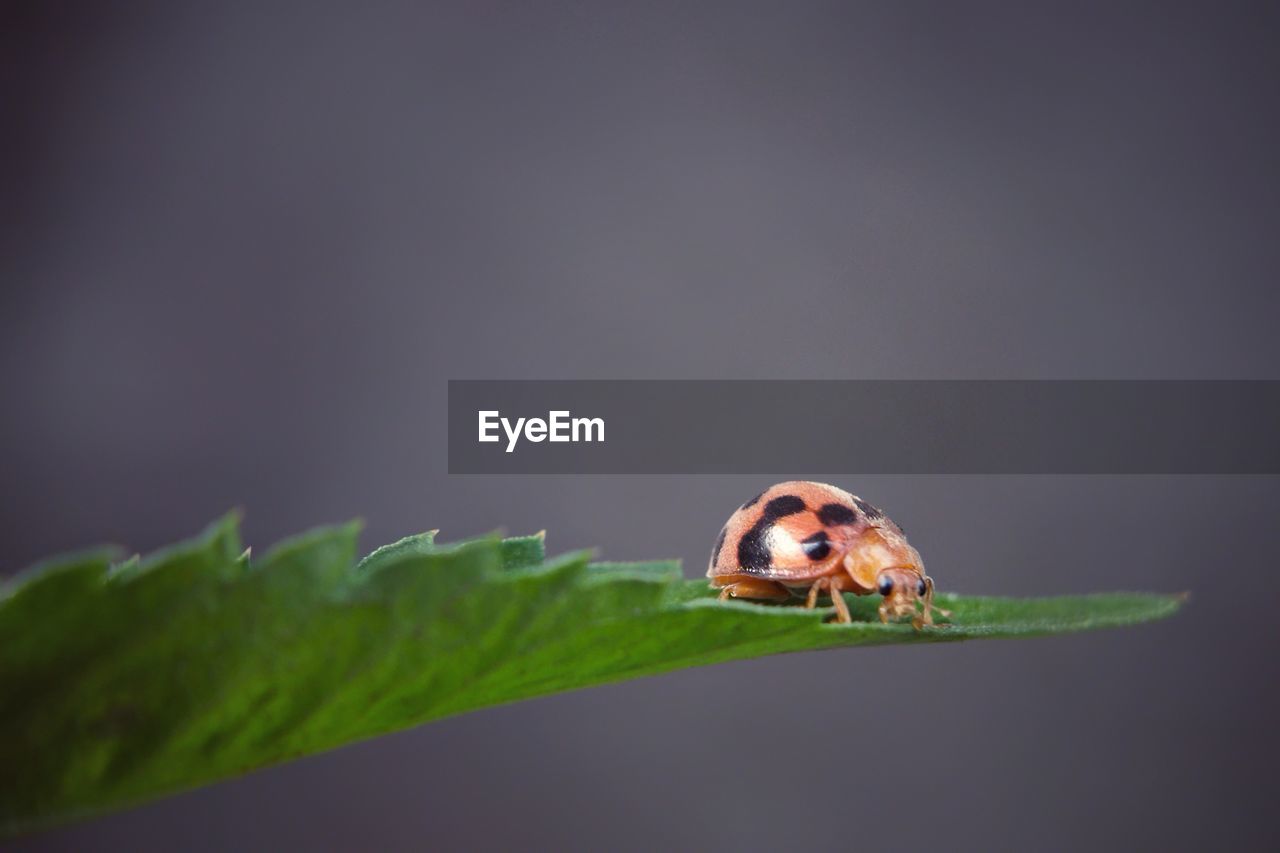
left=3, top=2, right=1278, bottom=851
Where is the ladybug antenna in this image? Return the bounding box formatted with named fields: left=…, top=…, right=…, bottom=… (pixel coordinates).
left=920, top=576, right=953, bottom=624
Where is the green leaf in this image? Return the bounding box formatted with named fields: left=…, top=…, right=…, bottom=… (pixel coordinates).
left=0, top=516, right=1183, bottom=835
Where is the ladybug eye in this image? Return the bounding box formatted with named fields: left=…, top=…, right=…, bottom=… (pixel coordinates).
left=877, top=577, right=893, bottom=596
left=916, top=578, right=927, bottom=597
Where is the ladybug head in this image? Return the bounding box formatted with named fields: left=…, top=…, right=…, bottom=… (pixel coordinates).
left=874, top=567, right=929, bottom=621
left=838, top=524, right=946, bottom=627
left=840, top=525, right=924, bottom=590
left=873, top=567, right=948, bottom=629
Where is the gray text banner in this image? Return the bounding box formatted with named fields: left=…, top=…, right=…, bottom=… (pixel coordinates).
left=448, top=380, right=1280, bottom=474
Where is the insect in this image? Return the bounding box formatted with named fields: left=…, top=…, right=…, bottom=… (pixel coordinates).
left=708, top=481, right=949, bottom=629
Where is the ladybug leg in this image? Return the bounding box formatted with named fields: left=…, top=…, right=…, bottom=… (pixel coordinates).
left=911, top=605, right=949, bottom=629
left=804, top=577, right=829, bottom=609
left=829, top=586, right=852, bottom=623
left=715, top=578, right=790, bottom=602
left=804, top=577, right=852, bottom=623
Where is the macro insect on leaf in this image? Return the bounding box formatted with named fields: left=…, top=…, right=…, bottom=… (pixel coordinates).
left=708, top=481, right=948, bottom=628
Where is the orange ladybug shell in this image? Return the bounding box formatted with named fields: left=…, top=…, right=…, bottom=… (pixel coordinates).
left=707, top=481, right=903, bottom=586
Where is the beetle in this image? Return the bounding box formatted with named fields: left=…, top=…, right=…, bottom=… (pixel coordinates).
left=707, top=481, right=949, bottom=628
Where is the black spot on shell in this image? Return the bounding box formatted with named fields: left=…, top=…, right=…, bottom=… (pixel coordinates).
left=817, top=503, right=858, bottom=527
left=736, top=524, right=772, bottom=572
left=740, top=490, right=765, bottom=511
left=853, top=498, right=883, bottom=520
left=711, top=526, right=727, bottom=567
left=762, top=495, right=806, bottom=519
left=735, top=495, right=807, bottom=574
left=800, top=531, right=831, bottom=560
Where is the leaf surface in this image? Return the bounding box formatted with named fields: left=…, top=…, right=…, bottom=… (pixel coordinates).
left=0, top=517, right=1183, bottom=833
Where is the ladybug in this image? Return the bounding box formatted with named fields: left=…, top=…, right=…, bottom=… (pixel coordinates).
left=707, top=481, right=949, bottom=629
